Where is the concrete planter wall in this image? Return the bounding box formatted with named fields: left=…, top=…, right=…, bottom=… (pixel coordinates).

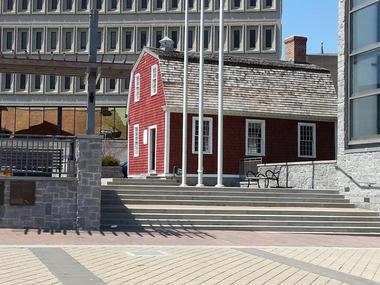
left=102, top=166, right=123, bottom=178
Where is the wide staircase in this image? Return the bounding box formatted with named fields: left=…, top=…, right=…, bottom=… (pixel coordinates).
left=101, top=178, right=380, bottom=234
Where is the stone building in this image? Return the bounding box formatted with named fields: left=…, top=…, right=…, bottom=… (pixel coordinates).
left=0, top=0, right=282, bottom=137
left=337, top=0, right=380, bottom=210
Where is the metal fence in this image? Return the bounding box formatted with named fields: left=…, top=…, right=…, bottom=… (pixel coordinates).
left=0, top=134, right=76, bottom=177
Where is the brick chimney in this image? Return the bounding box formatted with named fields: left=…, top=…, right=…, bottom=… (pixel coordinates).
left=284, top=36, right=307, bottom=63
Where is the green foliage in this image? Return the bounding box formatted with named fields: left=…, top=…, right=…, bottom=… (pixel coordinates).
left=102, top=155, right=120, bottom=166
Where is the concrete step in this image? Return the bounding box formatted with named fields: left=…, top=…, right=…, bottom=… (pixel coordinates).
left=101, top=205, right=372, bottom=216
left=100, top=194, right=350, bottom=204
left=99, top=223, right=380, bottom=233
left=101, top=212, right=380, bottom=222
left=107, top=179, right=179, bottom=186
left=101, top=185, right=340, bottom=194
left=100, top=199, right=355, bottom=208
left=100, top=218, right=380, bottom=228
left=101, top=189, right=345, bottom=199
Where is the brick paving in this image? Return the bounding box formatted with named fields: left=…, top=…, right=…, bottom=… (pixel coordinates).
left=1, top=229, right=380, bottom=284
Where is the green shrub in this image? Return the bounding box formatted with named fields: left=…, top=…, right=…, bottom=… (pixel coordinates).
left=102, top=156, right=120, bottom=166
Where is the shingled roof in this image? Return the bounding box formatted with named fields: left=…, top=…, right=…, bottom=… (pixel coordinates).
left=146, top=47, right=337, bottom=121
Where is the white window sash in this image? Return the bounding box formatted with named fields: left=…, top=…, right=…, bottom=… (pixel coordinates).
left=245, top=119, right=265, bottom=156
left=134, top=73, right=140, bottom=102
left=298, top=122, right=316, bottom=158
left=151, top=64, right=157, bottom=96
left=192, top=117, right=213, bottom=154
left=133, top=124, right=139, bottom=157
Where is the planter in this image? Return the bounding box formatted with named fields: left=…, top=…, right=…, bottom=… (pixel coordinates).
left=102, top=166, right=123, bottom=178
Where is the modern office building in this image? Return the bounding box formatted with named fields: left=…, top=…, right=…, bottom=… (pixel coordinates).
left=0, top=0, right=282, bottom=138
left=337, top=0, right=380, bottom=210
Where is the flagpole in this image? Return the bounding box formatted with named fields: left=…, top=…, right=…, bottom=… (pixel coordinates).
left=181, top=0, right=189, bottom=187
left=197, top=0, right=205, bottom=187
left=216, top=0, right=224, bottom=187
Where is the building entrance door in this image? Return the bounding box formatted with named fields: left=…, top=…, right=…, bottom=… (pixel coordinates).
left=148, top=126, right=157, bottom=173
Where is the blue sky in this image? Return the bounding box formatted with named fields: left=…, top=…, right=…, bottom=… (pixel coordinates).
left=282, top=0, right=338, bottom=55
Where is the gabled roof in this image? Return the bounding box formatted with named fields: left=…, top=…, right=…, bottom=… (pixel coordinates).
left=145, top=47, right=337, bottom=121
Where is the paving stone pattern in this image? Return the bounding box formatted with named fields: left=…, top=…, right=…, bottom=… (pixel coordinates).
left=3, top=245, right=380, bottom=284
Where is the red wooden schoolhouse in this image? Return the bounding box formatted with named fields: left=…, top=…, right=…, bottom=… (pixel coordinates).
left=126, top=46, right=337, bottom=185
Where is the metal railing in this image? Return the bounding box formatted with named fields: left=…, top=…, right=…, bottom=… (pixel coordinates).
left=0, top=134, right=76, bottom=178
left=239, top=157, right=263, bottom=179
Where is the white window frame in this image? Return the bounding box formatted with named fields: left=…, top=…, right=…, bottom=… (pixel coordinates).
left=134, top=73, right=140, bottom=102
left=245, top=119, right=265, bottom=156
left=298, top=122, right=316, bottom=158
left=151, top=64, right=158, bottom=96
left=133, top=124, right=139, bottom=157
left=192, top=117, right=213, bottom=155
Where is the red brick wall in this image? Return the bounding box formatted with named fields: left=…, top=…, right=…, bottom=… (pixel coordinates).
left=170, top=113, right=335, bottom=175
left=128, top=52, right=166, bottom=175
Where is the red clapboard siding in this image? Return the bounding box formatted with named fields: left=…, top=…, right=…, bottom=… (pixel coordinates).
left=169, top=113, right=335, bottom=175
left=128, top=52, right=166, bottom=175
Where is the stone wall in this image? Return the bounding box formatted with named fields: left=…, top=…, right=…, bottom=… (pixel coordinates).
left=336, top=0, right=380, bottom=211
left=0, top=178, right=78, bottom=229
left=258, top=161, right=337, bottom=189
left=0, top=135, right=102, bottom=230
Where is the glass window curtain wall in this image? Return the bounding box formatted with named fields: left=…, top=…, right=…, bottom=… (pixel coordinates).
left=349, top=0, right=380, bottom=143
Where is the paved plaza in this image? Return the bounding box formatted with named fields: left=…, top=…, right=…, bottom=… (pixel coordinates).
left=1, top=229, right=380, bottom=284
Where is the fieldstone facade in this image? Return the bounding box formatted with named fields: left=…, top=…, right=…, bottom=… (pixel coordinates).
left=258, top=161, right=337, bottom=189
left=0, top=135, right=102, bottom=230
left=336, top=0, right=380, bottom=211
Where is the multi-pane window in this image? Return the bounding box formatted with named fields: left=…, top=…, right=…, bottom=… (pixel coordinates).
left=80, top=0, right=87, bottom=9
left=264, top=0, right=273, bottom=8
left=96, top=0, right=102, bottom=9
left=4, top=74, right=12, bottom=90
left=97, top=31, right=102, bottom=50
left=188, top=30, right=193, bottom=49
left=247, top=26, right=258, bottom=50
left=33, top=30, right=43, bottom=51
left=20, top=0, right=28, bottom=10
left=246, top=119, right=265, bottom=156
left=134, top=73, right=140, bottom=102
left=169, top=29, right=179, bottom=49
left=155, top=30, right=163, bottom=48
left=204, top=29, right=210, bottom=50
left=20, top=31, right=28, bottom=51
left=140, top=0, right=147, bottom=9
left=79, top=77, right=86, bottom=90
left=349, top=0, right=380, bottom=142
left=5, top=31, right=13, bottom=50
left=63, top=0, right=72, bottom=10
left=49, top=0, right=58, bottom=10
left=108, top=30, right=117, bottom=50
left=192, top=117, right=213, bottom=154
left=80, top=31, right=87, bottom=50
left=215, top=26, right=227, bottom=51
left=34, top=0, right=43, bottom=10
left=138, top=29, right=147, bottom=50
left=63, top=30, right=72, bottom=50
left=5, top=0, right=14, bottom=10
left=232, top=0, right=240, bottom=9
left=48, top=30, right=57, bottom=51
left=124, top=29, right=133, bottom=50
left=188, top=0, right=193, bottom=8
left=204, top=0, right=209, bottom=9
left=170, top=0, right=178, bottom=9
left=264, top=26, right=274, bottom=49
left=64, top=76, right=71, bottom=90
left=248, top=0, right=257, bottom=8
left=109, top=79, right=116, bottom=90
left=154, top=0, right=162, bottom=9
left=133, top=124, right=139, bottom=157
left=34, top=75, right=41, bottom=90
left=49, top=76, right=56, bottom=90
left=232, top=28, right=241, bottom=50
left=109, top=0, right=117, bottom=10
left=151, top=64, right=158, bottom=96
left=19, top=74, right=26, bottom=90
left=124, top=0, right=132, bottom=9
left=298, top=123, right=316, bottom=158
